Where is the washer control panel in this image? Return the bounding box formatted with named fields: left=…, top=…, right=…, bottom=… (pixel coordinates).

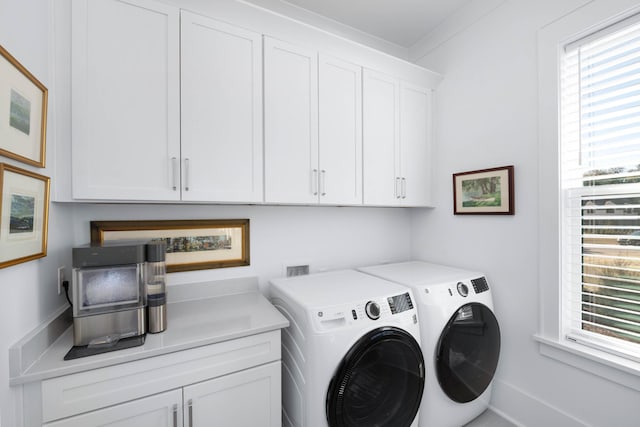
left=314, top=292, right=416, bottom=330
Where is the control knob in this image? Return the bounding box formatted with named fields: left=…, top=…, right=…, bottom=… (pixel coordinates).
left=457, top=282, right=469, bottom=297
left=365, top=301, right=381, bottom=320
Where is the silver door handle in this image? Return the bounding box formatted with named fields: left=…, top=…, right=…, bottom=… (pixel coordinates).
left=401, top=177, right=407, bottom=199
left=172, top=404, right=178, bottom=427
left=320, top=169, right=326, bottom=196
left=395, top=177, right=401, bottom=199
left=184, top=158, right=190, bottom=192
left=171, top=157, right=178, bottom=191
left=188, top=399, right=193, bottom=427
left=312, top=169, right=319, bottom=196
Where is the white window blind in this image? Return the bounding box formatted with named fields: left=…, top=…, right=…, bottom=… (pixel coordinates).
left=560, top=15, right=640, bottom=362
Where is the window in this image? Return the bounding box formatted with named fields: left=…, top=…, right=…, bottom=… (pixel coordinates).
left=560, top=15, right=640, bottom=362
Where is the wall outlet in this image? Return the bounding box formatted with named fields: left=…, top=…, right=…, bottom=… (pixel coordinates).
left=57, top=266, right=66, bottom=295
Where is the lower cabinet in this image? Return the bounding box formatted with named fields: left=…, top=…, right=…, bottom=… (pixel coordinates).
left=36, top=331, right=282, bottom=427
left=44, top=362, right=281, bottom=427
left=185, top=362, right=281, bottom=426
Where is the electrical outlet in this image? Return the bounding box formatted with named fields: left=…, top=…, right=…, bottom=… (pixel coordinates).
left=57, top=266, right=66, bottom=295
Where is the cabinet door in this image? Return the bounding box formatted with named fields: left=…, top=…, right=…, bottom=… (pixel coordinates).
left=44, top=389, right=183, bottom=427
left=318, top=55, right=362, bottom=205
left=400, top=82, right=433, bottom=207
left=181, top=12, right=263, bottom=202
left=71, top=0, right=180, bottom=200
left=363, top=69, right=401, bottom=206
left=183, top=361, right=281, bottom=427
left=264, top=37, right=319, bottom=204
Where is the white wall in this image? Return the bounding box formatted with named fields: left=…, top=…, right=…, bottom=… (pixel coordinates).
left=0, top=2, right=414, bottom=426
left=0, top=1, right=75, bottom=426
left=412, top=0, right=640, bottom=425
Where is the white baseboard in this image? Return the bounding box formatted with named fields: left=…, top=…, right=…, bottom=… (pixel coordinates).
left=490, top=379, right=588, bottom=427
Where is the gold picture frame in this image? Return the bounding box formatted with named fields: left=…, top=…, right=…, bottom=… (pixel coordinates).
left=0, top=44, right=48, bottom=168
left=0, top=163, right=50, bottom=268
left=453, top=165, right=514, bottom=215
left=90, top=219, right=250, bottom=273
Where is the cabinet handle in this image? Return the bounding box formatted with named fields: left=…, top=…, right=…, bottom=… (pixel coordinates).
left=401, top=177, right=407, bottom=199
left=320, top=170, right=326, bottom=196
left=184, top=158, right=190, bottom=192
left=312, top=169, right=319, bottom=196
left=172, top=404, right=178, bottom=427
left=395, top=177, right=402, bottom=199
left=188, top=399, right=193, bottom=427
left=171, top=157, right=178, bottom=191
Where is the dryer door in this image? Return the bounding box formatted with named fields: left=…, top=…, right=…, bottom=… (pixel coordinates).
left=436, top=302, right=500, bottom=403
left=326, top=326, right=425, bottom=427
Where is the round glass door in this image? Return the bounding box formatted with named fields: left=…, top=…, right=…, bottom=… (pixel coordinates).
left=435, top=303, right=500, bottom=403
left=326, top=326, right=425, bottom=427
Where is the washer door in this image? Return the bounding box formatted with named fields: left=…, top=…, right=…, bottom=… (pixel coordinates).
left=326, top=326, right=425, bottom=427
left=436, top=303, right=501, bottom=403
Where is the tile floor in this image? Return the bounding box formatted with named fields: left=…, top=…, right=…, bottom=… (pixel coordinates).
left=464, top=409, right=517, bottom=427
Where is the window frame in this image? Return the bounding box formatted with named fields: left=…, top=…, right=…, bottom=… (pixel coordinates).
left=537, top=0, right=640, bottom=391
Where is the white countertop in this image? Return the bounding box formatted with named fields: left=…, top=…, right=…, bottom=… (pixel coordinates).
left=9, top=278, right=289, bottom=385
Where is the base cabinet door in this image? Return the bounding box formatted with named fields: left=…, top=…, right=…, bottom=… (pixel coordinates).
left=43, top=389, right=183, bottom=427
left=183, top=361, right=281, bottom=427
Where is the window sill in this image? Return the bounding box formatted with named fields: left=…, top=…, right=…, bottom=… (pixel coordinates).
left=534, top=334, right=640, bottom=392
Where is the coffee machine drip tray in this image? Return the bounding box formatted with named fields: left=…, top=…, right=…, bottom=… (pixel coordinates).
left=64, top=334, right=146, bottom=360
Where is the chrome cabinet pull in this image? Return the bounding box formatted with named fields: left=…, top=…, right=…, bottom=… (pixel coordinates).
left=395, top=177, right=401, bottom=199
left=188, top=399, right=193, bottom=427
left=172, top=404, right=178, bottom=427
left=401, top=177, right=407, bottom=199
left=171, top=157, right=178, bottom=191
left=184, top=158, right=190, bottom=192
left=312, top=169, right=319, bottom=196
left=320, top=169, right=326, bottom=196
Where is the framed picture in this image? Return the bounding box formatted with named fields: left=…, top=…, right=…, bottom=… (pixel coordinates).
left=0, top=44, right=48, bottom=168
left=0, top=163, right=50, bottom=268
left=90, top=219, right=250, bottom=273
left=453, top=165, right=514, bottom=215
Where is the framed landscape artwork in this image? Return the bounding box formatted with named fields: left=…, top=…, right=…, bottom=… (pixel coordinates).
left=453, top=166, right=514, bottom=215
left=90, top=219, right=250, bottom=272
left=0, top=163, right=50, bottom=268
left=0, top=44, right=48, bottom=168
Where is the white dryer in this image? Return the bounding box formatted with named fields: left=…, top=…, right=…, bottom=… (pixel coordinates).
left=269, top=270, right=425, bottom=427
left=358, top=261, right=500, bottom=427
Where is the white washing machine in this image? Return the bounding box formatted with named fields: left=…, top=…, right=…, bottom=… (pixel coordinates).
left=358, top=261, right=500, bottom=427
left=269, top=269, right=425, bottom=427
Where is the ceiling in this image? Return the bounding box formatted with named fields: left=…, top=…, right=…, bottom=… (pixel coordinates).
left=246, top=0, right=472, bottom=48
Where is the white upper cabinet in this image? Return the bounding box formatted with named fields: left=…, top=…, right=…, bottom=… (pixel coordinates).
left=400, top=81, right=433, bottom=206
left=71, top=0, right=181, bottom=201
left=263, top=37, right=319, bottom=204
left=264, top=39, right=363, bottom=205
left=66, top=0, right=438, bottom=206
left=363, top=69, right=401, bottom=206
left=363, top=69, right=433, bottom=207
left=181, top=11, right=263, bottom=203
left=318, top=54, right=363, bottom=205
